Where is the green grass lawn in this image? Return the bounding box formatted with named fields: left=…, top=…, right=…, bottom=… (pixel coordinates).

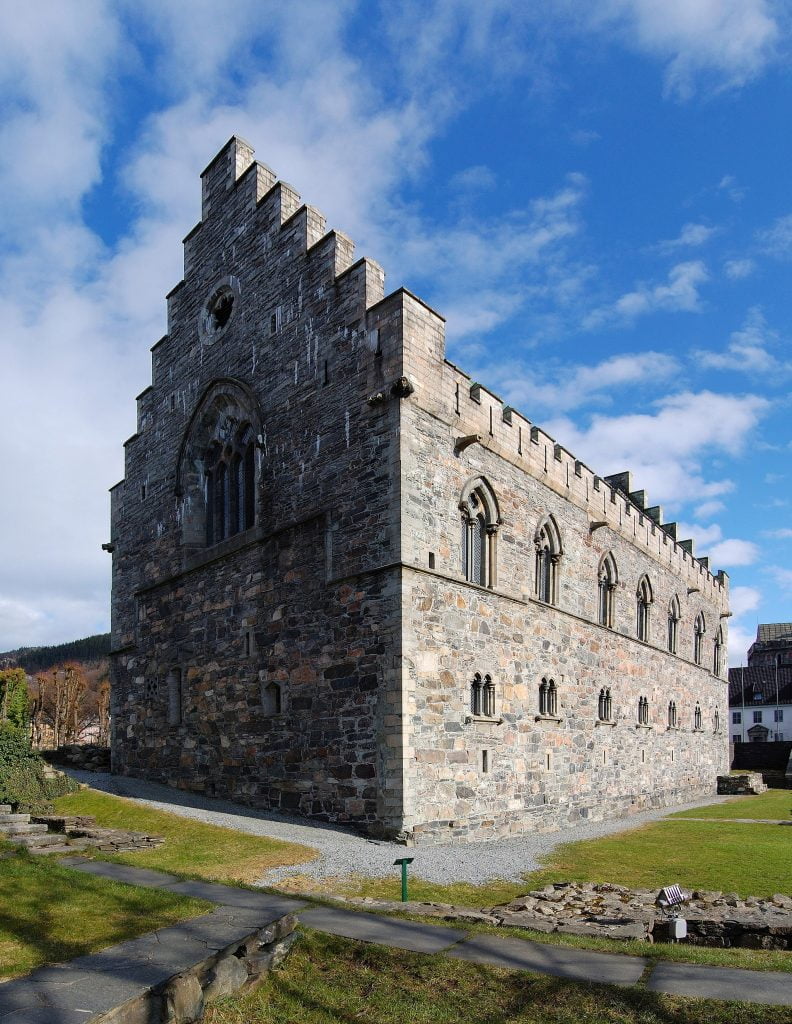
left=204, top=929, right=790, bottom=1024
left=54, top=788, right=317, bottom=885
left=672, top=790, right=792, bottom=820
left=0, top=848, right=209, bottom=980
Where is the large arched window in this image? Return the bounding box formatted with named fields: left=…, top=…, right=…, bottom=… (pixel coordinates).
left=535, top=516, right=562, bottom=605
left=175, top=380, right=261, bottom=548
left=713, top=625, right=724, bottom=677
left=597, top=553, right=617, bottom=628
left=667, top=595, right=681, bottom=654
left=636, top=576, right=653, bottom=643
left=694, top=612, right=706, bottom=665
left=459, top=478, right=500, bottom=588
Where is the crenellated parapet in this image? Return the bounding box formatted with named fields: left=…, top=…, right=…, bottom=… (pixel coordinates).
left=432, top=361, right=728, bottom=600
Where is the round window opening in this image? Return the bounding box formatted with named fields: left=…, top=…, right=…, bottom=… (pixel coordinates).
left=199, top=277, right=241, bottom=344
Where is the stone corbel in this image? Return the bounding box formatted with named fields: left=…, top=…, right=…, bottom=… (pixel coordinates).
left=455, top=433, right=483, bottom=455
left=390, top=376, right=414, bottom=399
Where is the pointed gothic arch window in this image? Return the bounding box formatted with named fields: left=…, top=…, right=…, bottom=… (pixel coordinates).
left=667, top=595, right=681, bottom=654
left=637, top=695, right=650, bottom=726
left=597, top=553, right=617, bottom=627
left=694, top=612, right=706, bottom=665
left=667, top=700, right=677, bottom=729
left=636, top=576, right=653, bottom=643
left=459, top=478, right=500, bottom=588
left=694, top=701, right=703, bottom=731
left=535, top=516, right=562, bottom=605
left=713, top=625, right=724, bottom=677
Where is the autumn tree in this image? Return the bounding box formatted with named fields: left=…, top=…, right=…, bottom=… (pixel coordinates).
left=30, top=663, right=87, bottom=748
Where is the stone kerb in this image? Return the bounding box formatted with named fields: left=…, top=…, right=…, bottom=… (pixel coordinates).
left=94, top=912, right=298, bottom=1024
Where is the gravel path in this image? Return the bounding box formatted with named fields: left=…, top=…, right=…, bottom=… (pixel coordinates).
left=71, top=771, right=729, bottom=888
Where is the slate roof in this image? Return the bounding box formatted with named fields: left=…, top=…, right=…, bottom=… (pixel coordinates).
left=756, top=622, right=792, bottom=643
left=728, top=666, right=792, bottom=706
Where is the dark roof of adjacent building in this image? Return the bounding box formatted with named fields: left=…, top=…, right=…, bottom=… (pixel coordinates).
left=756, top=622, right=792, bottom=643
left=728, top=666, right=792, bottom=705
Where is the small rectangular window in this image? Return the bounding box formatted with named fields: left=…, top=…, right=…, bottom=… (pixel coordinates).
left=733, top=735, right=741, bottom=743
left=732, top=711, right=741, bottom=724
left=428, top=552, right=435, bottom=569
left=140, top=482, right=147, bottom=500
left=641, top=749, right=646, bottom=764
left=753, top=710, right=763, bottom=723
left=545, top=751, right=552, bottom=772
left=481, top=750, right=489, bottom=774
left=775, top=709, right=783, bottom=722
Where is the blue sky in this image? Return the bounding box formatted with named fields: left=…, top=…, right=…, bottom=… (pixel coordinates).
left=0, top=1, right=790, bottom=662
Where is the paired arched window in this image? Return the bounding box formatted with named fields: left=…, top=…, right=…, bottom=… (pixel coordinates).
left=535, top=516, right=562, bottom=605
left=597, top=554, right=617, bottom=628
left=470, top=673, right=495, bottom=717
left=667, top=596, right=681, bottom=654
left=637, top=695, right=650, bottom=726
left=460, top=478, right=500, bottom=588
left=694, top=702, right=703, bottom=731
left=636, top=576, right=653, bottom=642
left=598, top=687, right=612, bottom=722
left=713, top=626, right=724, bottom=676
left=539, top=677, right=558, bottom=717
left=205, top=425, right=256, bottom=545
left=693, top=613, right=706, bottom=665
left=667, top=700, right=677, bottom=729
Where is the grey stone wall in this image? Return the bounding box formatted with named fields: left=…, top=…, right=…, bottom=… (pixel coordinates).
left=110, top=136, right=730, bottom=844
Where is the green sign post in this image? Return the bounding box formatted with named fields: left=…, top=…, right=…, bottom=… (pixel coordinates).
left=393, top=857, right=414, bottom=902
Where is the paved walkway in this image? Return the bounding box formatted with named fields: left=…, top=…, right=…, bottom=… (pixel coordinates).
left=70, top=770, right=735, bottom=886
left=0, top=856, right=787, bottom=1020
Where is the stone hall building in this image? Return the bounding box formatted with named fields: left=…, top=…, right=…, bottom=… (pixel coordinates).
left=109, top=137, right=730, bottom=843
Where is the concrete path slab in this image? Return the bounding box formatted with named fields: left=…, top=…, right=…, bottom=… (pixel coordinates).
left=647, top=961, right=792, bottom=1006
left=57, top=856, right=178, bottom=888
left=445, top=932, right=647, bottom=987
left=299, top=905, right=466, bottom=953
left=163, top=878, right=305, bottom=916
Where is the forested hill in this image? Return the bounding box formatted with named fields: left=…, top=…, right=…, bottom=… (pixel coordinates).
left=0, top=634, right=111, bottom=673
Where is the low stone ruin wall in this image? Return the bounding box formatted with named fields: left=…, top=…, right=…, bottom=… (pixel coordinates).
left=324, top=882, right=792, bottom=950
left=95, top=913, right=298, bottom=1024
left=717, top=772, right=767, bottom=795
left=32, top=813, right=164, bottom=853
left=44, top=743, right=111, bottom=771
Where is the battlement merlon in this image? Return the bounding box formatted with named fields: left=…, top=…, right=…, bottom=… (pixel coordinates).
left=200, top=135, right=256, bottom=218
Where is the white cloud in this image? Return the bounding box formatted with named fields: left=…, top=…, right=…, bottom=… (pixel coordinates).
left=693, top=499, right=725, bottom=519
left=589, top=0, right=780, bottom=99
left=543, top=390, right=768, bottom=506
left=657, top=222, right=717, bottom=250
left=727, top=622, right=756, bottom=667
left=695, top=307, right=788, bottom=375
left=767, top=566, right=792, bottom=592
left=723, top=258, right=754, bottom=279
left=583, top=260, right=708, bottom=329
left=449, top=165, right=496, bottom=192
left=763, top=528, right=792, bottom=539
left=729, top=585, right=761, bottom=618
left=718, top=175, right=747, bottom=203
left=707, top=539, right=760, bottom=566
left=486, top=351, right=679, bottom=415
left=756, top=213, right=792, bottom=258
